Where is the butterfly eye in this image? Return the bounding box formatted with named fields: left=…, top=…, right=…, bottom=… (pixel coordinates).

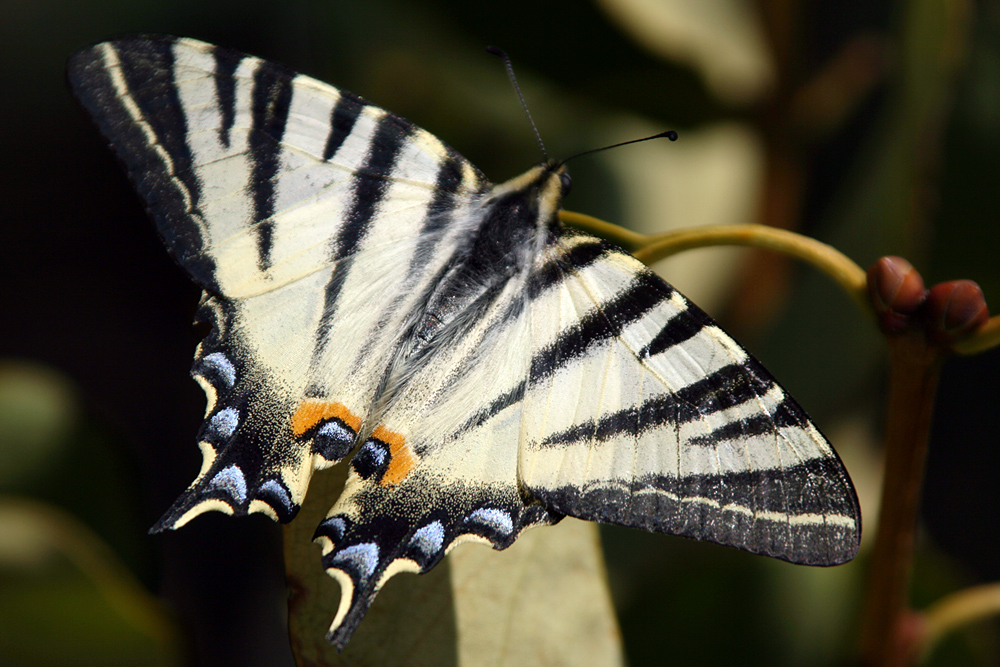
left=559, top=172, right=572, bottom=196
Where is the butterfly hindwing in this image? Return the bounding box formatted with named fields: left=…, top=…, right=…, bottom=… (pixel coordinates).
left=314, top=174, right=563, bottom=647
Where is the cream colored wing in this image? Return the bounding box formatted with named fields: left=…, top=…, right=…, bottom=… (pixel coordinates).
left=68, top=35, right=488, bottom=529
left=519, top=232, right=860, bottom=566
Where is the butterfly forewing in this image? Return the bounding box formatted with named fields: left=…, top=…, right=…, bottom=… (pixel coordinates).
left=520, top=236, right=859, bottom=565
left=68, top=36, right=488, bottom=529
left=69, top=35, right=860, bottom=648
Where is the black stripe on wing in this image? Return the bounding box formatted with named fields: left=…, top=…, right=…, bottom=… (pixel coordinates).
left=248, top=58, right=295, bottom=271
left=638, top=302, right=714, bottom=357
left=68, top=36, right=219, bottom=292
left=529, top=271, right=673, bottom=382
left=323, top=93, right=363, bottom=160
left=538, top=361, right=783, bottom=446
left=408, top=152, right=482, bottom=283
left=315, top=114, right=413, bottom=352
left=685, top=395, right=808, bottom=446
left=456, top=380, right=528, bottom=436
left=212, top=46, right=239, bottom=148
left=528, top=234, right=615, bottom=299
left=451, top=235, right=617, bottom=436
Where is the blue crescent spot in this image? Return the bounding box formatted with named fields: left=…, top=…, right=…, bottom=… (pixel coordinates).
left=466, top=507, right=514, bottom=535
left=209, top=465, right=247, bottom=504
left=319, top=516, right=348, bottom=542
left=409, top=521, right=446, bottom=555
left=332, top=542, right=380, bottom=580
left=359, top=440, right=387, bottom=466
left=318, top=420, right=354, bottom=443
left=210, top=407, right=240, bottom=439
left=258, top=479, right=293, bottom=512
left=201, top=352, right=236, bottom=386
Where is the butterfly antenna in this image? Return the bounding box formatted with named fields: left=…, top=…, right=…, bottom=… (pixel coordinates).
left=562, top=130, right=678, bottom=164
left=487, top=46, right=548, bottom=162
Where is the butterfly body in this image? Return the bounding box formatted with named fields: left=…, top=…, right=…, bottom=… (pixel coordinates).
left=68, top=35, right=860, bottom=648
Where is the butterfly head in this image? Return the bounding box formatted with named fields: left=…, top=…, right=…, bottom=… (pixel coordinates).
left=537, top=159, right=573, bottom=206
left=487, top=162, right=571, bottom=235
left=488, top=160, right=573, bottom=224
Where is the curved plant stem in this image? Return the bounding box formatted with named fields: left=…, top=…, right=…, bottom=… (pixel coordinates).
left=560, top=212, right=869, bottom=311
left=952, top=315, right=1000, bottom=355
left=635, top=225, right=869, bottom=311
left=558, top=211, right=649, bottom=252
left=920, top=582, right=1000, bottom=658
left=561, top=211, right=1000, bottom=357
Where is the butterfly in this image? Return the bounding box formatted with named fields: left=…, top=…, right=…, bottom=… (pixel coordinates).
left=68, top=36, right=860, bottom=647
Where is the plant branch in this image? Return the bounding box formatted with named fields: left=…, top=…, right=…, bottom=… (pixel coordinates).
left=560, top=211, right=999, bottom=356
left=858, top=334, right=945, bottom=667
left=952, top=315, right=1000, bottom=355
left=558, top=210, right=649, bottom=252
left=561, top=212, right=868, bottom=312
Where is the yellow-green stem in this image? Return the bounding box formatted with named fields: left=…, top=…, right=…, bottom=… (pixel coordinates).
left=560, top=211, right=999, bottom=357
left=920, top=582, right=1000, bottom=658
left=560, top=212, right=868, bottom=311
left=952, top=315, right=1000, bottom=355
left=558, top=211, right=648, bottom=252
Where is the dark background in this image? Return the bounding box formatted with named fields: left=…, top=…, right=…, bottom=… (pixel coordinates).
left=1, top=1, right=998, bottom=665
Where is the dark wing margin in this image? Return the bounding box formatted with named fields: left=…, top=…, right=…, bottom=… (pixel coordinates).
left=68, top=36, right=219, bottom=291
left=313, top=479, right=556, bottom=649
left=521, top=232, right=861, bottom=566
left=148, top=295, right=312, bottom=532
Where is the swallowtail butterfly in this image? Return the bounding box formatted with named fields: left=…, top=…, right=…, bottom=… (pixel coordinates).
left=68, top=36, right=860, bottom=647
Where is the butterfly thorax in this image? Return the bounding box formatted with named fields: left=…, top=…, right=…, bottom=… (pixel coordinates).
left=372, top=164, right=568, bottom=422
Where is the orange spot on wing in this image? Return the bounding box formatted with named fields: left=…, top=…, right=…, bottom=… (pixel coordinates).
left=373, top=425, right=417, bottom=486
left=291, top=400, right=361, bottom=437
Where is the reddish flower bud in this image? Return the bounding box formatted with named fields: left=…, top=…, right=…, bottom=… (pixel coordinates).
left=867, top=256, right=927, bottom=334
left=924, top=280, right=989, bottom=344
